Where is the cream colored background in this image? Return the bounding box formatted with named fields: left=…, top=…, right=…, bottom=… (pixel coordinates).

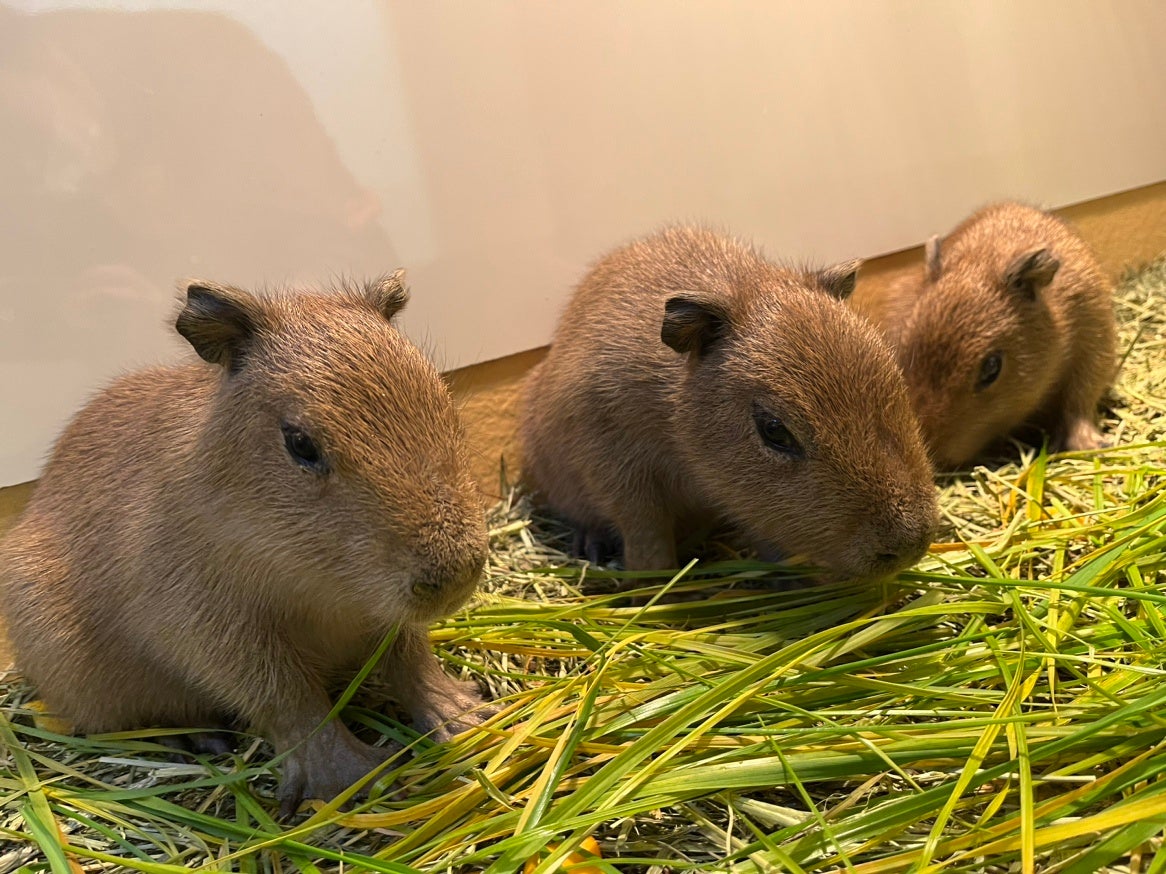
left=2, top=0, right=1165, bottom=486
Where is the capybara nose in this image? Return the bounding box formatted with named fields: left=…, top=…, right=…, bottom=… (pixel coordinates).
left=412, top=546, right=486, bottom=599
left=868, top=548, right=917, bottom=577
left=872, top=525, right=933, bottom=575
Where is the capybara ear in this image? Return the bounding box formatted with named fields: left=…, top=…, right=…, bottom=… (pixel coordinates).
left=367, top=269, right=410, bottom=321
left=1004, top=248, right=1060, bottom=300
left=661, top=292, right=731, bottom=356
left=176, top=281, right=262, bottom=372
left=816, top=259, right=862, bottom=299
left=924, top=234, right=943, bottom=282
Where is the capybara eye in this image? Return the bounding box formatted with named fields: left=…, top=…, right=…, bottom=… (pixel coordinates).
left=752, top=406, right=802, bottom=456
left=977, top=352, right=1003, bottom=391
left=280, top=422, right=329, bottom=473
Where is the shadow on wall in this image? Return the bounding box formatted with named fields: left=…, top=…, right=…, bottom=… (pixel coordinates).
left=0, top=4, right=397, bottom=479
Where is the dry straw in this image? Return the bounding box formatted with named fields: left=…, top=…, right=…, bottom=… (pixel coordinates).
left=3, top=257, right=1166, bottom=873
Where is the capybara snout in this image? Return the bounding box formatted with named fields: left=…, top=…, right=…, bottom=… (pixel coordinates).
left=402, top=514, right=489, bottom=621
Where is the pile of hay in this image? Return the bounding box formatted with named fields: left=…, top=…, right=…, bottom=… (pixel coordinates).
left=2, top=256, right=1166, bottom=873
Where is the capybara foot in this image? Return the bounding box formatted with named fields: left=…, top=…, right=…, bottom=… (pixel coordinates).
left=1058, top=417, right=1109, bottom=453
left=278, top=725, right=398, bottom=817
left=571, top=525, right=623, bottom=566
left=159, top=730, right=236, bottom=758
left=412, top=677, right=496, bottom=743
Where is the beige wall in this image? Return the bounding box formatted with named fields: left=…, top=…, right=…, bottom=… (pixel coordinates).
left=3, top=1, right=1166, bottom=486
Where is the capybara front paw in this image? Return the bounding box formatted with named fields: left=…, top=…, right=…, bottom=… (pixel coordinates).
left=277, top=729, right=397, bottom=817
left=1060, top=418, right=1109, bottom=453
left=158, top=730, right=236, bottom=759
left=571, top=525, right=623, bottom=566
left=413, top=678, right=496, bottom=743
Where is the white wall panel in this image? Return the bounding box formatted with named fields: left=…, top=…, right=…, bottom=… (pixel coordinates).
left=2, top=0, right=1164, bottom=484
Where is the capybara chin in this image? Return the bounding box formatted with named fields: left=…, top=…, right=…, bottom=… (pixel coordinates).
left=520, top=226, right=938, bottom=578
left=849, top=201, right=1117, bottom=470
left=0, top=273, right=491, bottom=815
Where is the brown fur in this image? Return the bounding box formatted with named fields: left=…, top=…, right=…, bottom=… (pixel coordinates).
left=0, top=274, right=490, bottom=815
left=520, top=226, right=937, bottom=577
left=850, top=202, right=1117, bottom=469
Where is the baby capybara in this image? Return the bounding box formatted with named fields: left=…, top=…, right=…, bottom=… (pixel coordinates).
left=521, top=226, right=937, bottom=577
left=850, top=202, right=1116, bottom=469
left=0, top=273, right=492, bottom=814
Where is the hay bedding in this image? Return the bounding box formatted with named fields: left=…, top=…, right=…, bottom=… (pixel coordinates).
left=3, top=258, right=1166, bottom=873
